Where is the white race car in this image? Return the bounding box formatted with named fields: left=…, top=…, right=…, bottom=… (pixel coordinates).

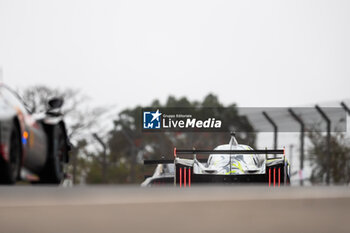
left=143, top=133, right=290, bottom=187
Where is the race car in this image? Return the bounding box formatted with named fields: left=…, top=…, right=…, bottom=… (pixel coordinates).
left=0, top=84, right=70, bottom=184
left=141, top=163, right=174, bottom=187
left=143, top=133, right=290, bottom=187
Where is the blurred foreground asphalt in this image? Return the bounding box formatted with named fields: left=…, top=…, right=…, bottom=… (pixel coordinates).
left=0, top=185, right=349, bottom=233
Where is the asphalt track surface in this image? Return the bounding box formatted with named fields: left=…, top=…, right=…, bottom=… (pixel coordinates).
left=0, top=186, right=349, bottom=233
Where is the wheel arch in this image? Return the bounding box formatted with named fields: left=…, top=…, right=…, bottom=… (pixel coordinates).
left=12, top=116, right=23, bottom=165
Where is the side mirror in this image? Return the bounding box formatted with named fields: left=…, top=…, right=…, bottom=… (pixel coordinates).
left=48, top=97, right=64, bottom=109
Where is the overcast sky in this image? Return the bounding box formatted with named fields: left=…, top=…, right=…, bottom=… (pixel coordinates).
left=1, top=0, right=349, bottom=110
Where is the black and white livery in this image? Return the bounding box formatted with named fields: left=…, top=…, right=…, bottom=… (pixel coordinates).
left=143, top=133, right=290, bottom=187
left=0, top=84, right=70, bottom=184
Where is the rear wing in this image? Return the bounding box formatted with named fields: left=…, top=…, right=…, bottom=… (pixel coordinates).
left=175, top=149, right=284, bottom=154
left=174, top=148, right=285, bottom=159
left=143, top=148, right=285, bottom=164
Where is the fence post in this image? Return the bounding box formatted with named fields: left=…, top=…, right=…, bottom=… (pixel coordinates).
left=315, top=105, right=331, bottom=185
left=262, top=111, right=278, bottom=149
left=288, top=108, right=305, bottom=186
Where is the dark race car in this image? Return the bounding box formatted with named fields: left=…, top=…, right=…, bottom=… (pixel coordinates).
left=0, top=83, right=71, bottom=184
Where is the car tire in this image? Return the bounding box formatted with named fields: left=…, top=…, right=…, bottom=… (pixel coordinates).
left=39, top=124, right=67, bottom=184
left=0, top=121, right=21, bottom=184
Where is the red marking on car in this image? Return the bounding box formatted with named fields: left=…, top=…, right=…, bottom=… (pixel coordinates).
left=184, top=168, right=186, bottom=187
left=278, top=167, right=281, bottom=187
left=179, top=167, right=182, bottom=187
left=0, top=144, right=9, bottom=161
